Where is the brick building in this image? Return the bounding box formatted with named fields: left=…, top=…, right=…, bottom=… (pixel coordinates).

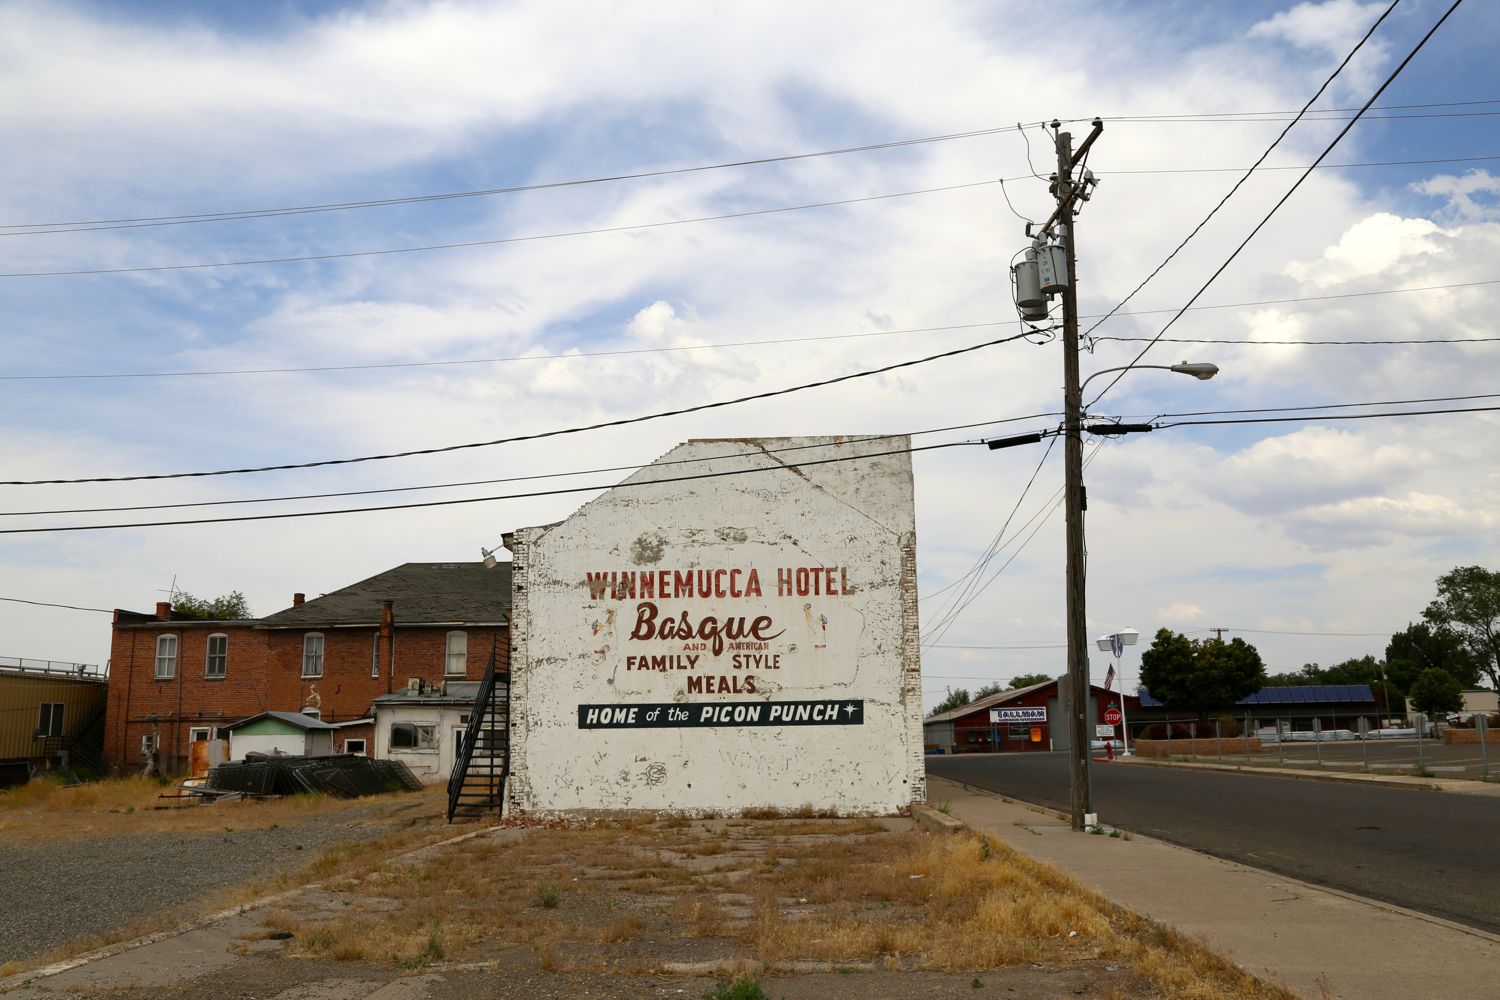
left=105, top=562, right=511, bottom=774
left=922, top=678, right=1139, bottom=753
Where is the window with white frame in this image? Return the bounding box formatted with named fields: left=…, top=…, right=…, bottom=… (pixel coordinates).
left=189, top=727, right=211, bottom=742
left=154, top=634, right=178, bottom=679
left=205, top=633, right=228, bottom=678
left=371, top=633, right=380, bottom=678
left=301, top=707, right=321, bottom=720
left=37, top=703, right=64, bottom=738
left=445, top=630, right=468, bottom=677
left=389, top=722, right=437, bottom=750
left=344, top=738, right=367, bottom=755
left=302, top=633, right=325, bottom=678
left=141, top=733, right=158, bottom=757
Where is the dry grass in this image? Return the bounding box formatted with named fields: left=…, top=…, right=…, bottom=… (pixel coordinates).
left=243, top=816, right=1290, bottom=999
left=0, top=776, right=429, bottom=844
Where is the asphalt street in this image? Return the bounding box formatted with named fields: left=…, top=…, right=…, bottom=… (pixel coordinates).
left=926, top=752, right=1500, bottom=934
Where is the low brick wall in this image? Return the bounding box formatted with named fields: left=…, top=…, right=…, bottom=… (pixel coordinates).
left=1133, top=737, right=1263, bottom=758
left=1443, top=728, right=1498, bottom=744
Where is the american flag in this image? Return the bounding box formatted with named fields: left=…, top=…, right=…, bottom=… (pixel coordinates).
left=1103, top=664, right=1115, bottom=691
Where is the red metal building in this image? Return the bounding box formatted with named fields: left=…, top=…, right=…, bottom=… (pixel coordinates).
left=922, top=678, right=1140, bottom=753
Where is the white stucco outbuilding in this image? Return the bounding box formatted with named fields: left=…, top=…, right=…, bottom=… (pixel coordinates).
left=225, top=711, right=336, bottom=760
left=505, top=435, right=924, bottom=816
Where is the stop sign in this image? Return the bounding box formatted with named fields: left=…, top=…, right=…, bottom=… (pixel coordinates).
left=1103, top=707, right=1123, bottom=726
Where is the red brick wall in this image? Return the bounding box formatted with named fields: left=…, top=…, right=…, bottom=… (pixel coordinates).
left=106, top=621, right=509, bottom=774
left=105, top=621, right=268, bottom=773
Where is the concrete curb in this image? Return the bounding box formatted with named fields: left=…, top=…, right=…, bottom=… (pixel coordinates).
left=0, top=820, right=502, bottom=994
left=1112, top=755, right=1500, bottom=794
left=911, top=803, right=965, bottom=834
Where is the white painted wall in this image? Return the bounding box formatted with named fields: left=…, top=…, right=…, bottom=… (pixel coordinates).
left=231, top=730, right=332, bottom=759
left=509, top=436, right=924, bottom=816
left=373, top=703, right=466, bottom=784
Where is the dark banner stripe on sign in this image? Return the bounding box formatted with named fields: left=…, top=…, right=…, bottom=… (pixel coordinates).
left=578, top=699, right=864, bottom=729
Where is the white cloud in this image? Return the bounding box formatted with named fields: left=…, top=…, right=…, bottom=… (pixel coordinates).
left=0, top=2, right=1497, bottom=714
left=1412, top=170, right=1500, bottom=222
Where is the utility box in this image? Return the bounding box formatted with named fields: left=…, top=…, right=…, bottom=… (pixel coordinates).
left=505, top=436, right=925, bottom=816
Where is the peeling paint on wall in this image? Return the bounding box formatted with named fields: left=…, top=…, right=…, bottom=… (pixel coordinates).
left=507, top=436, right=923, bottom=816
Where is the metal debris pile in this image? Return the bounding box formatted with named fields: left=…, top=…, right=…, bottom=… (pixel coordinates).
left=206, top=753, right=424, bottom=798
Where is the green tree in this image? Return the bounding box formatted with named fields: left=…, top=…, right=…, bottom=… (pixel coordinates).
left=1421, top=566, right=1500, bottom=690
left=170, top=589, right=253, bottom=620
left=972, top=682, right=1005, bottom=700
left=927, top=687, right=971, bottom=717
left=1386, top=622, right=1479, bottom=691
left=1009, top=672, right=1052, bottom=689
left=1407, top=667, right=1464, bottom=716
left=1139, top=628, right=1266, bottom=720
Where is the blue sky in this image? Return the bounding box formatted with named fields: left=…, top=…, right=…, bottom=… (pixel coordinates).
left=1, top=0, right=1497, bottom=705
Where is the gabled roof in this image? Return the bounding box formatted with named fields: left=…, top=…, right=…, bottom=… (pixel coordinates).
left=1137, top=684, right=1376, bottom=708
left=260, top=562, right=512, bottom=627
left=924, top=678, right=1057, bottom=725
left=228, top=710, right=337, bottom=731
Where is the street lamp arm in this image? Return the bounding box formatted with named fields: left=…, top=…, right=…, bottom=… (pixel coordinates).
left=1079, top=362, right=1218, bottom=395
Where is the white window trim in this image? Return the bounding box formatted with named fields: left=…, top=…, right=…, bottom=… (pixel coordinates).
left=189, top=727, right=212, bottom=742
left=302, top=632, right=325, bottom=678
left=390, top=722, right=438, bottom=751
left=344, top=738, right=367, bottom=755
left=371, top=633, right=380, bottom=678
left=141, top=733, right=158, bottom=756
left=445, top=630, right=468, bottom=677
left=154, top=634, right=178, bottom=680
left=205, top=633, right=228, bottom=679
left=301, top=707, right=321, bottom=720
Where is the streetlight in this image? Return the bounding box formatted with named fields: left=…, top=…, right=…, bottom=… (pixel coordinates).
left=1095, top=628, right=1139, bottom=755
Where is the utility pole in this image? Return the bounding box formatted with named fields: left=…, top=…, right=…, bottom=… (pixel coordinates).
left=1210, top=628, right=1227, bottom=640
left=1054, top=120, right=1102, bottom=833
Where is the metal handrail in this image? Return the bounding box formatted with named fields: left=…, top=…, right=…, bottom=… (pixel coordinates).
left=0, top=657, right=107, bottom=679
left=446, top=646, right=501, bottom=822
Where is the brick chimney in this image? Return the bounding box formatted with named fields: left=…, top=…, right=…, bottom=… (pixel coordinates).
left=293, top=593, right=305, bottom=607
left=381, top=599, right=396, bottom=694
left=155, top=601, right=171, bottom=620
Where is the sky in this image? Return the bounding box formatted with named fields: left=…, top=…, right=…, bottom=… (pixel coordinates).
left=1, top=0, right=1497, bottom=710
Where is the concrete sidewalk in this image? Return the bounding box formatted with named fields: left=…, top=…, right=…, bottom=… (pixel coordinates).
left=928, top=775, right=1500, bottom=1000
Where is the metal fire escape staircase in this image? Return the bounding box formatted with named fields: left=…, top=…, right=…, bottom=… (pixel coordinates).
left=446, top=646, right=510, bottom=823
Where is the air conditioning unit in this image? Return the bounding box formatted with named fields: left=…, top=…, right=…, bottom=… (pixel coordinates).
left=407, top=678, right=423, bottom=694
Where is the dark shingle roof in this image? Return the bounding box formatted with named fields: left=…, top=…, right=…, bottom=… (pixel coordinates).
left=260, top=562, right=512, bottom=627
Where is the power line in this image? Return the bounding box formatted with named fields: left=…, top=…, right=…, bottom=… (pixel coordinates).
left=1158, top=403, right=1500, bottom=430
left=921, top=436, right=1059, bottom=643
left=1191, top=627, right=1389, bottom=637
left=0, top=333, right=1030, bottom=486
left=0, top=319, right=1012, bottom=382
left=1151, top=390, right=1500, bottom=420
left=0, top=596, right=112, bottom=614
left=0, top=415, right=1057, bottom=517
left=1076, top=0, right=1398, bottom=353
left=0, top=126, right=1032, bottom=233
left=0, top=180, right=999, bottom=279
left=1099, top=335, right=1500, bottom=346
left=5, top=101, right=1492, bottom=235
left=1089, top=0, right=1464, bottom=406
left=1095, top=98, right=1500, bottom=121
left=1097, top=152, right=1500, bottom=176
left=17, top=275, right=1499, bottom=385
left=0, top=439, right=979, bottom=536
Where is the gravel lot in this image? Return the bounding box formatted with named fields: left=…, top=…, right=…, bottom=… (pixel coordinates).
left=0, top=805, right=414, bottom=965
